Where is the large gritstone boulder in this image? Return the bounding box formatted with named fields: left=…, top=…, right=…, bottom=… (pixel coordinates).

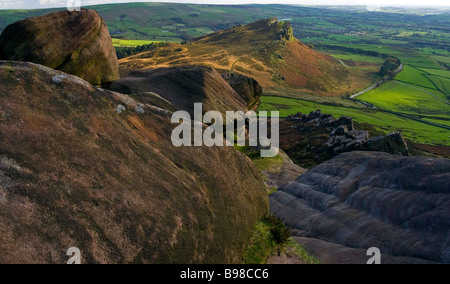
left=0, top=9, right=119, bottom=86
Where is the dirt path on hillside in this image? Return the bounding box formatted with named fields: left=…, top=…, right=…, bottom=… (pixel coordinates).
left=350, top=64, right=403, bottom=99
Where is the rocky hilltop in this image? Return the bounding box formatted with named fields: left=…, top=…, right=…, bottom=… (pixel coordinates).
left=110, top=66, right=254, bottom=116
left=118, top=18, right=365, bottom=96
left=0, top=9, right=119, bottom=86
left=0, top=61, right=269, bottom=263
left=270, top=151, right=450, bottom=264
left=221, top=73, right=263, bottom=110
left=281, top=110, right=409, bottom=168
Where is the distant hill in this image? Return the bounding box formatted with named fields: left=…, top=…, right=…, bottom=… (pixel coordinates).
left=1, top=3, right=449, bottom=44
left=0, top=3, right=276, bottom=42
left=119, top=18, right=366, bottom=96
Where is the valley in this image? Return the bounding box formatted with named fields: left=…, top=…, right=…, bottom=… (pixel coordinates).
left=2, top=5, right=449, bottom=142
left=101, top=3, right=449, bottom=147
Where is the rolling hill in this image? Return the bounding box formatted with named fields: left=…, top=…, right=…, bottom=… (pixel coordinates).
left=119, top=18, right=370, bottom=97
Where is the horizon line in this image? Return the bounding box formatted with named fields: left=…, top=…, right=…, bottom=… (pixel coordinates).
left=1, top=2, right=450, bottom=12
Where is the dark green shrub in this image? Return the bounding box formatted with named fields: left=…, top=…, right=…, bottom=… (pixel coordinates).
left=263, top=214, right=291, bottom=245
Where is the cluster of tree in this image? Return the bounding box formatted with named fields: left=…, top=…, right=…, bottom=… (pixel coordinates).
left=379, top=57, right=402, bottom=77
left=115, top=42, right=169, bottom=59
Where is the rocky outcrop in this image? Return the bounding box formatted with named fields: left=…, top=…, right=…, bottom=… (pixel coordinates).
left=0, top=9, right=119, bottom=86
left=386, top=131, right=409, bottom=155
left=282, top=110, right=409, bottom=167
left=0, top=61, right=269, bottom=264
left=221, top=73, right=262, bottom=110
left=365, top=136, right=390, bottom=152
left=118, top=18, right=351, bottom=95
left=270, top=151, right=450, bottom=264
left=110, top=66, right=248, bottom=116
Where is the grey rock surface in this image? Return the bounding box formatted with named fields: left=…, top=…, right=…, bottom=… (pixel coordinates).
left=270, top=151, right=450, bottom=263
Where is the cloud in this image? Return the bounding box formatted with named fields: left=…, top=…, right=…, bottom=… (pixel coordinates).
left=0, top=0, right=22, bottom=9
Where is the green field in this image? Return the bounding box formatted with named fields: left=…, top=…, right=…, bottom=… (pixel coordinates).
left=420, top=68, right=450, bottom=78
left=422, top=117, right=450, bottom=128
left=112, top=38, right=162, bottom=47
left=359, top=81, right=450, bottom=116
left=431, top=55, right=450, bottom=64
left=395, top=65, right=437, bottom=89
left=428, top=76, right=450, bottom=98
left=260, top=96, right=450, bottom=145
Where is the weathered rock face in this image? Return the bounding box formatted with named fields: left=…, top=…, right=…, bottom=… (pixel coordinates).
left=270, top=151, right=450, bottom=264
left=365, top=136, right=390, bottom=152
left=282, top=110, right=410, bottom=167
left=0, top=61, right=269, bottom=264
left=221, top=73, right=262, bottom=110
left=110, top=66, right=248, bottom=116
left=0, top=9, right=119, bottom=86
left=386, top=131, right=409, bottom=155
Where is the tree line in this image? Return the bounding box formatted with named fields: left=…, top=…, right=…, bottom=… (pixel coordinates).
left=115, top=42, right=169, bottom=59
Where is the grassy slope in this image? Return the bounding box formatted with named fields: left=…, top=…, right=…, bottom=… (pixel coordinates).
left=118, top=18, right=361, bottom=97
left=112, top=38, right=161, bottom=47
left=428, top=76, right=450, bottom=98
left=243, top=217, right=318, bottom=264
left=395, top=65, right=437, bottom=89
left=329, top=42, right=450, bottom=146
left=260, top=96, right=450, bottom=145
left=359, top=81, right=450, bottom=116
left=420, top=68, right=450, bottom=78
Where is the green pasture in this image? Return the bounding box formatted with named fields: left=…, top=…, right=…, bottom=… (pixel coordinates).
left=427, top=76, right=450, bottom=98
left=259, top=96, right=450, bottom=145
left=112, top=38, right=161, bottom=47
left=395, top=65, right=437, bottom=89
left=359, top=81, right=450, bottom=116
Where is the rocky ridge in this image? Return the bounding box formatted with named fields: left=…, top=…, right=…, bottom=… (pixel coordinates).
left=284, top=110, right=409, bottom=161
left=221, top=73, right=263, bottom=110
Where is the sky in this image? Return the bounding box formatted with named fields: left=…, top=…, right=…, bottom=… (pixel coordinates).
left=1, top=0, right=450, bottom=10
